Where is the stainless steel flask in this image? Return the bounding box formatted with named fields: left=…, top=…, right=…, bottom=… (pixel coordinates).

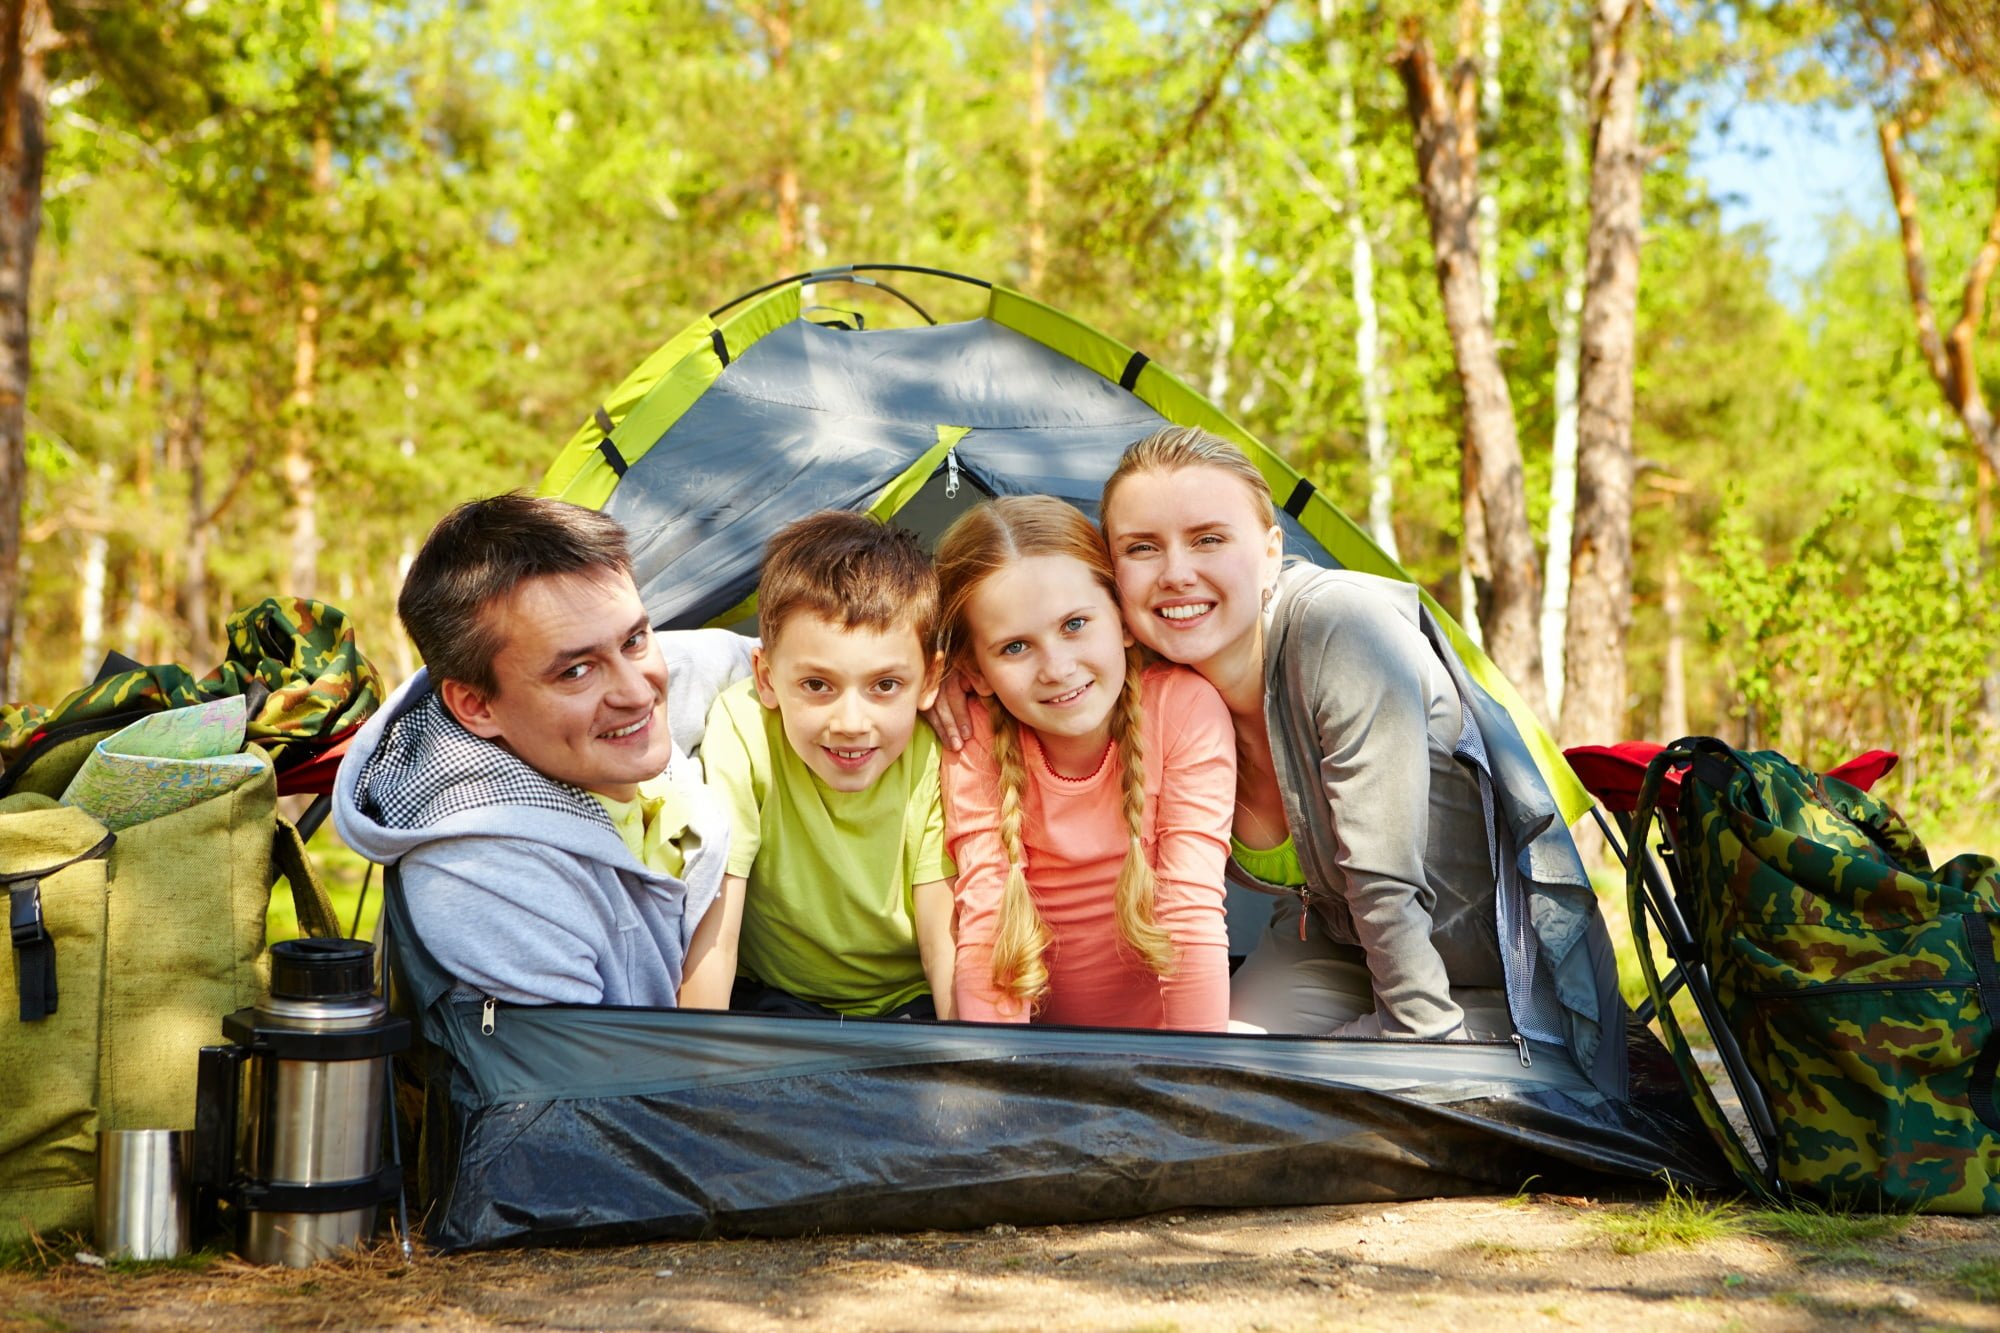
left=193, top=937, right=409, bottom=1266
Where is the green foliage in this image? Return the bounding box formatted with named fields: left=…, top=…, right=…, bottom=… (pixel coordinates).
left=6, top=0, right=2000, bottom=879
left=1959, top=1257, right=2000, bottom=1301
left=1693, top=486, right=1997, bottom=832
left=1746, top=1200, right=1912, bottom=1251
left=1593, top=1179, right=1744, bottom=1254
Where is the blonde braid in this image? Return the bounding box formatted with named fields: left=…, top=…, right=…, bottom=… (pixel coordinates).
left=987, top=705, right=1053, bottom=1007
left=1108, top=654, right=1174, bottom=977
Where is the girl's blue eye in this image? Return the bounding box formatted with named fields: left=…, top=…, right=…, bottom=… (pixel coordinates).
left=1062, top=616, right=1087, bottom=634
left=999, top=641, right=1026, bottom=656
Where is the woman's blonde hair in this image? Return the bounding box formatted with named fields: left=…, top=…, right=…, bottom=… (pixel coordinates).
left=934, top=496, right=1173, bottom=1010
left=1100, top=425, right=1277, bottom=532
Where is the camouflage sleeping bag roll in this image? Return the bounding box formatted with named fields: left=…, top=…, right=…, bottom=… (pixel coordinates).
left=1628, top=737, right=2000, bottom=1213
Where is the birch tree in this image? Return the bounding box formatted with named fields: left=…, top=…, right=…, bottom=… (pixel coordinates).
left=1541, top=0, right=1585, bottom=717
left=1557, top=0, right=1647, bottom=752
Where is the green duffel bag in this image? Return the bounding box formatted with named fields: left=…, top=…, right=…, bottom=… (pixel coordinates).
left=0, top=748, right=338, bottom=1240
left=1630, top=736, right=2000, bottom=1213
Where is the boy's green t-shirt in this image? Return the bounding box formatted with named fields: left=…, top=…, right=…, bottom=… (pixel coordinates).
left=700, top=678, right=954, bottom=1016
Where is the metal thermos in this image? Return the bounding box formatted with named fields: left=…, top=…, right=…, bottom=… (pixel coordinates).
left=193, top=938, right=409, bottom=1266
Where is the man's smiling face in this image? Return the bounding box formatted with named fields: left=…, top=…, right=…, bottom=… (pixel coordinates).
left=441, top=568, right=673, bottom=801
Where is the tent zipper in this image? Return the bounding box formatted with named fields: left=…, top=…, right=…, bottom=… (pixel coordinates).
left=944, top=444, right=960, bottom=498
left=1511, top=1033, right=1533, bottom=1068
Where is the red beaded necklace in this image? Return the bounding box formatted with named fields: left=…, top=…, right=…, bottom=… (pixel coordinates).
left=1041, top=736, right=1114, bottom=784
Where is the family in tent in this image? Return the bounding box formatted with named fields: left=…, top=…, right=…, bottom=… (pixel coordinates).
left=335, top=425, right=1568, bottom=1044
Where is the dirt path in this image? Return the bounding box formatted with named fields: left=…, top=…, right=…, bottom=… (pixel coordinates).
left=6, top=1196, right=1998, bottom=1332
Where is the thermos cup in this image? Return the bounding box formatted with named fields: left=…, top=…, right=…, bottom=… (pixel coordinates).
left=94, top=1129, right=192, bottom=1260
left=193, top=937, right=409, bottom=1266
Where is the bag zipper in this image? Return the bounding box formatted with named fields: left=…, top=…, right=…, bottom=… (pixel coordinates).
left=481, top=996, right=497, bottom=1035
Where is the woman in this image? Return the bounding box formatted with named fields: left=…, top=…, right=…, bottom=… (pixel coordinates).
left=1096, top=426, right=1512, bottom=1038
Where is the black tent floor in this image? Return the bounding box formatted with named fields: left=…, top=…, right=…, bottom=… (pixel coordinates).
left=409, top=1004, right=1729, bottom=1252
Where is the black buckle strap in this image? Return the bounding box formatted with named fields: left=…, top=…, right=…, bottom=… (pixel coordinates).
left=3, top=831, right=116, bottom=1023
left=9, top=882, right=55, bottom=1020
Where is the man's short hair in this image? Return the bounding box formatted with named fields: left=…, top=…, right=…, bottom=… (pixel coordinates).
left=400, top=493, right=633, bottom=696
left=758, top=511, right=938, bottom=650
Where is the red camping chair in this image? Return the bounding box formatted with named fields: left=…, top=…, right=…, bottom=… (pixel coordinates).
left=1565, top=740, right=1900, bottom=1181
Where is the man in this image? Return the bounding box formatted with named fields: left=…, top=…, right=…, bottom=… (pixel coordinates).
left=334, top=494, right=750, bottom=1006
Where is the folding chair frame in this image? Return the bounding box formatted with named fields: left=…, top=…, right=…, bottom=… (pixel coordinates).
left=1592, top=787, right=1784, bottom=1194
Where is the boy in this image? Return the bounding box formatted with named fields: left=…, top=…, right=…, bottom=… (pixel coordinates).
left=701, top=511, right=956, bottom=1019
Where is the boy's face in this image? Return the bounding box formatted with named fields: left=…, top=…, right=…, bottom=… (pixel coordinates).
left=441, top=568, right=673, bottom=802
left=752, top=611, right=940, bottom=794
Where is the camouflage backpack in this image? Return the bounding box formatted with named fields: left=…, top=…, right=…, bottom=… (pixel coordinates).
left=1628, top=737, right=2000, bottom=1213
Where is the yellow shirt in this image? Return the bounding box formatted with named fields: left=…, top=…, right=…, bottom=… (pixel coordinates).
left=590, top=774, right=698, bottom=880
left=700, top=679, right=953, bottom=1016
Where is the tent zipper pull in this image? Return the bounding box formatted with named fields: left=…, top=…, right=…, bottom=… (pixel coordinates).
left=944, top=444, right=960, bottom=499
left=1511, top=1033, right=1532, bottom=1068
left=481, top=997, right=497, bottom=1036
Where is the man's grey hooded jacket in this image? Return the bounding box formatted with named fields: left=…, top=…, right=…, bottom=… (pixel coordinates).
left=333, top=630, right=750, bottom=1006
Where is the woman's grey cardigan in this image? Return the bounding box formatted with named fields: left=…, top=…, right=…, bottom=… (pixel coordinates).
left=1239, top=564, right=1627, bottom=1096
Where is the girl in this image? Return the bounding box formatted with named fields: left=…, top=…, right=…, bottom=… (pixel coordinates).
left=933, top=496, right=1234, bottom=1029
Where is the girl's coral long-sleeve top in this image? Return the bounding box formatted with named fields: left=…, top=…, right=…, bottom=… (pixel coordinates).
left=941, top=664, right=1236, bottom=1030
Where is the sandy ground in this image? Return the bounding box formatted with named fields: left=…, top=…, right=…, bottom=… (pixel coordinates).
left=5, top=1195, right=1998, bottom=1332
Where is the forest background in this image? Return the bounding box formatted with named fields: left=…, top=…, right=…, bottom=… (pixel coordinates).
left=2, top=0, right=1998, bottom=851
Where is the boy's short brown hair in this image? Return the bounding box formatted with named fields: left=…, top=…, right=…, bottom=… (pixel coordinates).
left=400, top=493, right=633, bottom=696
left=757, top=511, right=938, bottom=650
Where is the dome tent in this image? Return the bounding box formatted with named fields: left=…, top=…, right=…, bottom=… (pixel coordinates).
left=388, top=265, right=1725, bottom=1251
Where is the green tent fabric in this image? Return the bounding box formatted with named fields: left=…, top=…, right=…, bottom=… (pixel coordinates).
left=532, top=263, right=1625, bottom=1090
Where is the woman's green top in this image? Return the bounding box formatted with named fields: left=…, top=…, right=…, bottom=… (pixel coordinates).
left=1229, top=834, right=1307, bottom=888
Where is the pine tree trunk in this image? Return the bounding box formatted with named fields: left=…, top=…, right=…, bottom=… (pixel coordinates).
left=1477, top=0, right=1501, bottom=327
left=757, top=4, right=800, bottom=263
left=1394, top=26, right=1548, bottom=715
left=1026, top=0, right=1049, bottom=290
left=901, top=83, right=926, bottom=213
left=181, top=373, right=212, bottom=657
left=1321, top=0, right=1399, bottom=561
left=1542, top=1, right=1585, bottom=718
left=78, top=462, right=108, bottom=682
left=1207, top=164, right=1238, bottom=404
left=284, top=0, right=337, bottom=599
left=1658, top=541, right=1689, bottom=741
left=0, top=0, right=49, bottom=693
left=1557, top=0, right=1645, bottom=752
